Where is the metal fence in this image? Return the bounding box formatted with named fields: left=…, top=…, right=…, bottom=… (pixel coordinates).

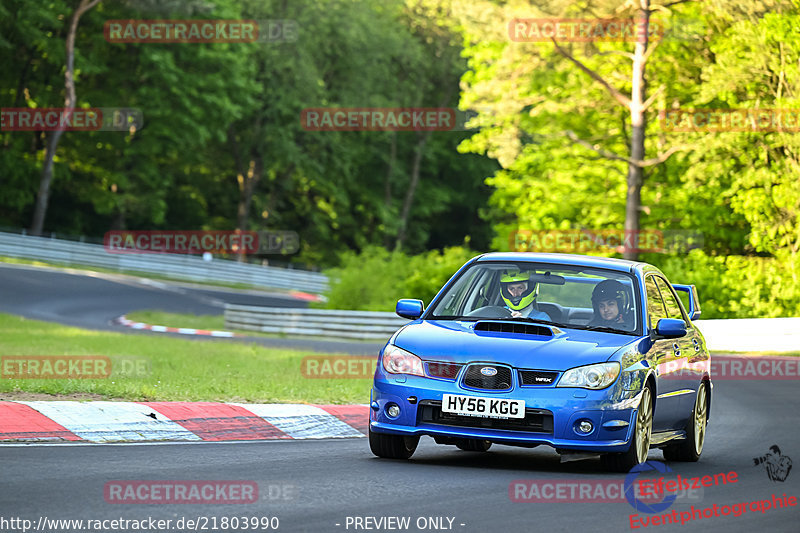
left=224, top=304, right=408, bottom=340
left=0, top=231, right=328, bottom=294
left=224, top=304, right=800, bottom=351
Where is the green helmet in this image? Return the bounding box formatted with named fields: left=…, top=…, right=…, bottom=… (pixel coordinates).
left=500, top=270, right=538, bottom=311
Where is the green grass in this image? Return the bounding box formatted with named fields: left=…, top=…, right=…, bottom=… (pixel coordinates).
left=0, top=313, right=372, bottom=403
left=126, top=310, right=228, bottom=331
left=124, top=310, right=378, bottom=344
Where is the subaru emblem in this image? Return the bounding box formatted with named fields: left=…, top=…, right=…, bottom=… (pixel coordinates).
left=480, top=366, right=498, bottom=377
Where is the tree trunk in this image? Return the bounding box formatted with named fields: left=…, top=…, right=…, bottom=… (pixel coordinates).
left=624, top=1, right=651, bottom=261
left=394, top=82, right=455, bottom=250
left=236, top=156, right=263, bottom=233
left=383, top=131, right=397, bottom=249
left=395, top=131, right=432, bottom=250
left=30, top=0, right=100, bottom=236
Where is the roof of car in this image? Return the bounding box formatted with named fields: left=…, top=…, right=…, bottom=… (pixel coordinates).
left=474, top=252, right=650, bottom=273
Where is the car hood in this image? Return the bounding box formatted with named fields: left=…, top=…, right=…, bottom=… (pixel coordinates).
left=392, top=319, right=638, bottom=371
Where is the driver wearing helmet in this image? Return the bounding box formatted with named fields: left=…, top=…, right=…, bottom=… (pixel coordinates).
left=589, top=279, right=633, bottom=330
left=500, top=270, right=551, bottom=321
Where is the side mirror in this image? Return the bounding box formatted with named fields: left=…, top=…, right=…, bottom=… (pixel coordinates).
left=655, top=318, right=687, bottom=338
left=672, top=283, right=701, bottom=321
left=396, top=299, right=424, bottom=320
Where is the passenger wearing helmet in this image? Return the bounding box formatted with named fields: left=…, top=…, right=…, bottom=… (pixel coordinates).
left=500, top=270, right=551, bottom=321
left=589, top=279, right=633, bottom=330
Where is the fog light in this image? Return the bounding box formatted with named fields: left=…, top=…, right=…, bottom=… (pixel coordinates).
left=578, top=420, right=593, bottom=434
left=387, top=404, right=400, bottom=417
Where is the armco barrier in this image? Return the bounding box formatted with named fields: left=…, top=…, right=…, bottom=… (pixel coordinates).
left=224, top=305, right=800, bottom=350
left=224, top=304, right=408, bottom=340
left=0, top=231, right=327, bottom=294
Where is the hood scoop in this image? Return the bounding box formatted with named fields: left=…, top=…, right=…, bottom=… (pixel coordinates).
left=473, top=321, right=561, bottom=337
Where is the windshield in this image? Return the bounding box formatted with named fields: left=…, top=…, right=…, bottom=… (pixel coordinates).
left=428, top=261, right=640, bottom=334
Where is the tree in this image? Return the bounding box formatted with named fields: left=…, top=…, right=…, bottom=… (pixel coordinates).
left=30, top=0, right=101, bottom=235
left=457, top=0, right=704, bottom=259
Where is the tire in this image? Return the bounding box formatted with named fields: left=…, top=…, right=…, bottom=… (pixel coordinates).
left=455, top=439, right=492, bottom=452
left=369, top=428, right=419, bottom=459
left=663, top=382, right=708, bottom=462
left=601, top=385, right=653, bottom=472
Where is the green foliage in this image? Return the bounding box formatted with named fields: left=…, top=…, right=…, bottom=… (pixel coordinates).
left=454, top=0, right=800, bottom=318
left=2, top=0, right=799, bottom=321
left=656, top=250, right=800, bottom=319
left=0, top=0, right=493, bottom=261
left=321, top=245, right=477, bottom=311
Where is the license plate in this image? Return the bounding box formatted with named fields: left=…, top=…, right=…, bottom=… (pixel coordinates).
left=441, top=394, right=525, bottom=419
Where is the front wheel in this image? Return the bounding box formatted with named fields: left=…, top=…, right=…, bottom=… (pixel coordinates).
left=601, top=385, right=653, bottom=472
left=663, top=382, right=708, bottom=462
left=369, top=428, right=419, bottom=459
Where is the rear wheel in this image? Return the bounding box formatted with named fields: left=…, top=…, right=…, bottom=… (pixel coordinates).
left=369, top=428, right=419, bottom=459
left=601, top=385, right=653, bottom=472
left=663, top=382, right=707, bottom=462
left=456, top=439, right=492, bottom=452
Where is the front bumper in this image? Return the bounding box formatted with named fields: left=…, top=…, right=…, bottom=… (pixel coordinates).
left=371, top=373, right=643, bottom=453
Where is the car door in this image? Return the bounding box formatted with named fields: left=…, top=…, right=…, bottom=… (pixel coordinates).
left=655, top=276, right=703, bottom=425
left=644, top=275, right=685, bottom=431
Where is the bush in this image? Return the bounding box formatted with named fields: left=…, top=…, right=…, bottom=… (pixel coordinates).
left=321, top=245, right=478, bottom=311
left=322, top=245, right=800, bottom=319
left=655, top=250, right=800, bottom=319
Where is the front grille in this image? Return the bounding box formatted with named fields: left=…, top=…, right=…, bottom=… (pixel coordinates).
left=519, top=370, right=559, bottom=386
left=426, top=362, right=463, bottom=380
left=419, top=400, right=553, bottom=433
left=462, top=364, right=513, bottom=390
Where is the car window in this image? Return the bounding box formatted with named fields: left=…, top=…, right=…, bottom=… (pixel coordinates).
left=436, top=266, right=482, bottom=316
left=654, top=277, right=685, bottom=321
left=427, top=262, right=640, bottom=334
left=645, top=276, right=667, bottom=330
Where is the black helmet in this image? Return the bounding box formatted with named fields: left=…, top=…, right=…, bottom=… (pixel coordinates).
left=591, top=279, right=630, bottom=315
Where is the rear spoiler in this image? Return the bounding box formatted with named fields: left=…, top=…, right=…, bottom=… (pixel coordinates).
left=672, top=284, right=701, bottom=321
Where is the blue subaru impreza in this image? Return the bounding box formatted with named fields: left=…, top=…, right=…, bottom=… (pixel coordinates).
left=369, top=253, right=711, bottom=471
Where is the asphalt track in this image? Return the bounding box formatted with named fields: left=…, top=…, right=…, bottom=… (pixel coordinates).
left=0, top=380, right=798, bottom=532
left=1, top=263, right=799, bottom=532
left=0, top=263, right=383, bottom=354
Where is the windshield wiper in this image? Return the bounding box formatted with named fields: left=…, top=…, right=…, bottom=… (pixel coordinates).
left=581, top=325, right=633, bottom=335
left=428, top=315, right=479, bottom=321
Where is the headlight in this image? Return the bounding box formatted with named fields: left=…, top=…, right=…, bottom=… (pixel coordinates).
left=382, top=344, right=425, bottom=377
left=557, top=362, right=620, bottom=390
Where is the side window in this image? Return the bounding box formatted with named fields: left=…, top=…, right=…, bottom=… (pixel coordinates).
left=439, top=270, right=478, bottom=315
left=461, top=269, right=495, bottom=314
left=645, top=276, right=667, bottom=330
left=655, top=277, right=686, bottom=321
